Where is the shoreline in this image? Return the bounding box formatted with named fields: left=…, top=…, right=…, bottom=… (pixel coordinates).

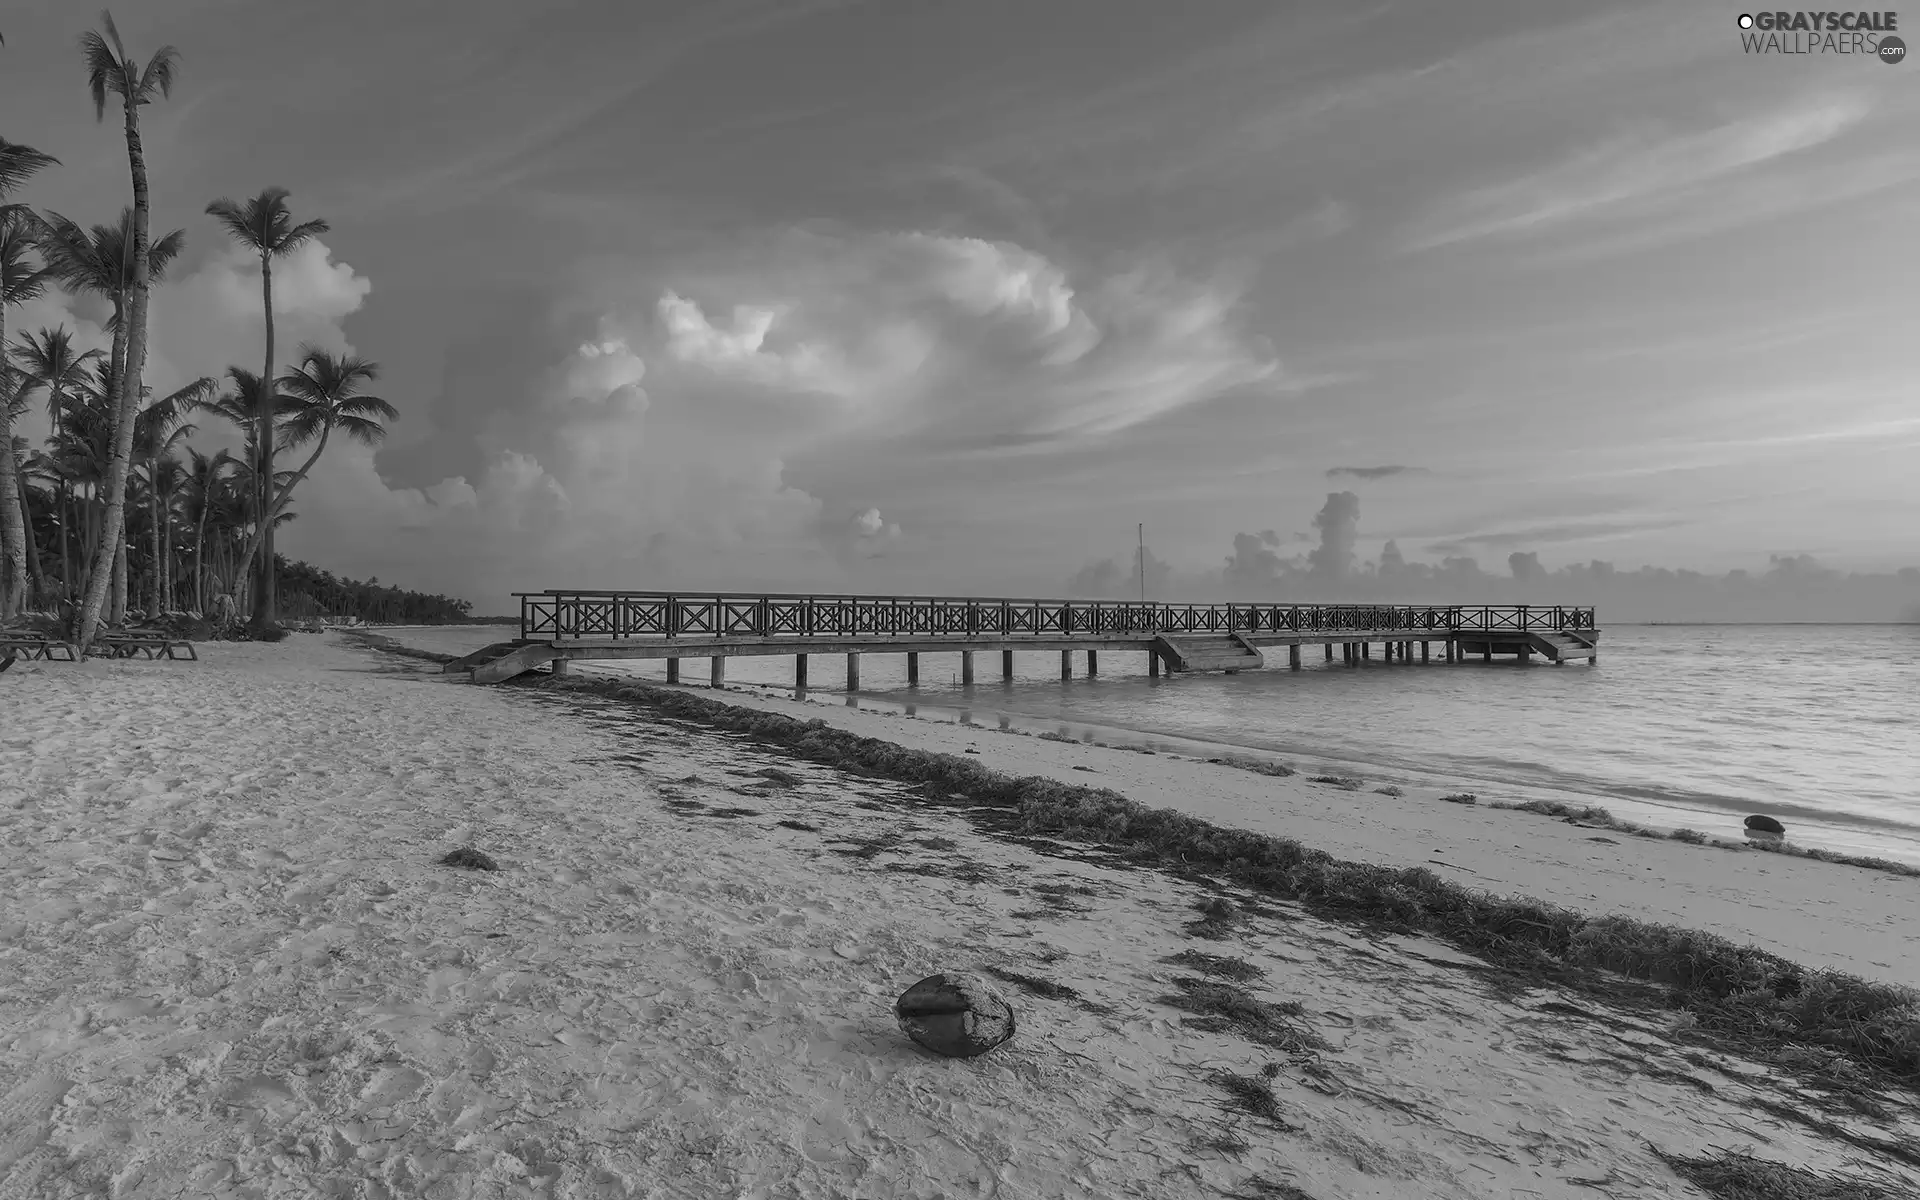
left=747, top=677, right=1920, bottom=865
left=378, top=623, right=1920, bottom=870
left=4, top=632, right=1917, bottom=1197
left=357, top=629, right=1920, bottom=986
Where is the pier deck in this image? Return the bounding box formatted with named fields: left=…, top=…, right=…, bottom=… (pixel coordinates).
left=452, top=591, right=1599, bottom=685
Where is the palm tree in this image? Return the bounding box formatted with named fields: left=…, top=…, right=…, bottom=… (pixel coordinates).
left=3, top=374, right=44, bottom=603
left=180, top=445, right=234, bottom=612
left=148, top=451, right=190, bottom=609
left=73, top=9, right=180, bottom=651
left=130, top=376, right=212, bottom=615
left=10, top=327, right=102, bottom=599
left=205, top=365, right=298, bottom=612
left=265, top=343, right=395, bottom=528
left=34, top=211, right=188, bottom=622
left=203, top=187, right=328, bottom=634
left=0, top=199, right=57, bottom=617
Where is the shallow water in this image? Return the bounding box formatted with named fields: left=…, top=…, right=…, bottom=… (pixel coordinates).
left=391, top=623, right=1920, bottom=866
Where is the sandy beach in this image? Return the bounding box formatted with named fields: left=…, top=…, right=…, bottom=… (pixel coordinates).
left=3, top=632, right=1917, bottom=1199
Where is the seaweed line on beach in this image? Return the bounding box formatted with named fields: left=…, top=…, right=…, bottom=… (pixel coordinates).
left=470, top=668, right=1920, bottom=1106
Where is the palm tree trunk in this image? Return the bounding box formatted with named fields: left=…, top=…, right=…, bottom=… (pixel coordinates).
left=58, top=478, right=71, bottom=599
left=161, top=498, right=174, bottom=612
left=0, top=303, right=26, bottom=619
left=250, top=253, right=277, bottom=632
left=193, top=501, right=207, bottom=613
left=111, top=539, right=126, bottom=626
left=16, top=462, right=42, bottom=605
left=76, top=99, right=155, bottom=651
left=231, top=425, right=327, bottom=611
left=146, top=466, right=162, bottom=614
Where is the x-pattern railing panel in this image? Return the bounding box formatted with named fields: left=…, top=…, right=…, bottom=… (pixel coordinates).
left=519, top=592, right=1595, bottom=641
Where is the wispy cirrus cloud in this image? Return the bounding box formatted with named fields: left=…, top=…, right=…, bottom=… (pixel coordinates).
left=1327, top=464, right=1424, bottom=480
left=1401, top=91, right=1875, bottom=252
left=1424, top=518, right=1692, bottom=555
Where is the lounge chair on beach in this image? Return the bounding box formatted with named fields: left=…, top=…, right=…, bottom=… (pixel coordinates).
left=0, top=631, right=78, bottom=662
left=89, top=627, right=199, bottom=661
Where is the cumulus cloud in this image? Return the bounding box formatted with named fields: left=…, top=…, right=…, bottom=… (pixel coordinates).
left=1308, top=491, right=1360, bottom=580
left=12, top=222, right=1300, bottom=609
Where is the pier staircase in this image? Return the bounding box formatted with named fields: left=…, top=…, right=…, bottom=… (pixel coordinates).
left=1526, top=630, right=1598, bottom=664
left=444, top=641, right=562, bottom=684
left=1153, top=632, right=1265, bottom=674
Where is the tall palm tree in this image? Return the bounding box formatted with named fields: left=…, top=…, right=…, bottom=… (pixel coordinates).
left=148, top=451, right=189, bottom=609
left=0, top=199, right=57, bottom=617
left=205, top=365, right=297, bottom=612
left=73, top=9, right=180, bottom=651
left=203, top=187, right=327, bottom=633
left=10, top=327, right=102, bottom=598
left=180, top=445, right=234, bottom=612
left=34, top=210, right=188, bottom=621
left=3, top=375, right=44, bottom=603
left=131, top=375, right=212, bottom=614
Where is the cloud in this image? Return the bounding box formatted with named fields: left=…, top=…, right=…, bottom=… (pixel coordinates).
left=1326, top=464, right=1423, bottom=480
left=1423, top=518, right=1692, bottom=555
left=1402, top=92, right=1873, bottom=251
left=1308, top=492, right=1361, bottom=580
left=270, top=224, right=1289, bottom=603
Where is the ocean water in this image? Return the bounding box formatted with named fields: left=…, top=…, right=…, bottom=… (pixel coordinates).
left=394, top=623, right=1920, bottom=867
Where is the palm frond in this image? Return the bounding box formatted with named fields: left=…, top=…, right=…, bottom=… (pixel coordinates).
left=79, top=26, right=127, bottom=121
left=136, top=44, right=180, bottom=101
left=0, top=136, right=60, bottom=197
left=202, top=196, right=255, bottom=247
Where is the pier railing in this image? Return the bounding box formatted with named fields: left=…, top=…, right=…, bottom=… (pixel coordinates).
left=514, top=591, right=1596, bottom=643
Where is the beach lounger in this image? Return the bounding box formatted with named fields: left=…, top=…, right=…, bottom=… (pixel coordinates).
left=0, top=632, right=78, bottom=662
left=1, top=652, right=13, bottom=674
left=90, top=630, right=199, bottom=661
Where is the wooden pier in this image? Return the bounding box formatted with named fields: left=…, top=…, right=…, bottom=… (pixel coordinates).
left=448, top=591, right=1599, bottom=686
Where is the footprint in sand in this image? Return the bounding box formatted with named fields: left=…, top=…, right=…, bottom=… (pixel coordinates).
left=358, top=1066, right=427, bottom=1109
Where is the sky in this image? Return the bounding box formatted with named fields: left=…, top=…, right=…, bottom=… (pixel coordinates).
left=3, top=0, right=1918, bottom=615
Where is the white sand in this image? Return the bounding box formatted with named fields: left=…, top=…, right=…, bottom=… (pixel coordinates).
left=2, top=633, right=1915, bottom=1199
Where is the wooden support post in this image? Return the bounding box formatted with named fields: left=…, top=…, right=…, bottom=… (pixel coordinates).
left=710, top=657, right=725, bottom=687
left=1148, top=649, right=1160, bottom=677
left=1362, top=641, right=1371, bottom=660
left=1288, top=644, right=1301, bottom=671
left=1060, top=649, right=1072, bottom=680
left=795, top=654, right=808, bottom=689
left=1421, top=641, right=1430, bottom=664
left=1324, top=643, right=1333, bottom=662
left=1002, top=649, right=1014, bottom=678
left=1588, top=653, right=1597, bottom=665
left=551, top=656, right=571, bottom=677
left=1446, top=641, right=1456, bottom=664
left=907, top=652, right=919, bottom=685
left=1483, top=646, right=1492, bottom=663
left=666, top=657, right=680, bottom=684
left=1518, top=644, right=1531, bottom=664
left=1086, top=650, right=1098, bottom=677
left=847, top=652, right=860, bottom=690
left=961, top=650, right=974, bottom=685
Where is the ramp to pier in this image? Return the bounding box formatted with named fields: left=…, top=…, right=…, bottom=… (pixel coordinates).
left=1528, top=630, right=1599, bottom=663
left=445, top=641, right=561, bottom=684
left=1154, top=633, right=1265, bottom=673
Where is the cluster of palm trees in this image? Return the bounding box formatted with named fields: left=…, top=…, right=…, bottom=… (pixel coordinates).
left=0, top=12, right=398, bottom=648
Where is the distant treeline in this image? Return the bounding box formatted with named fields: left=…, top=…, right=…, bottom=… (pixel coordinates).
left=274, top=557, right=481, bottom=624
